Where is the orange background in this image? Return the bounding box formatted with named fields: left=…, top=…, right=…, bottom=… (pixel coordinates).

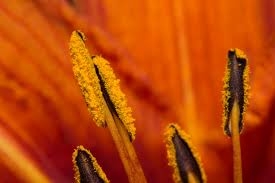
left=0, top=0, right=274, bottom=182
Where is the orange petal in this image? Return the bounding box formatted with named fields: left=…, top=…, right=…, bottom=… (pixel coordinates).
left=0, top=1, right=274, bottom=183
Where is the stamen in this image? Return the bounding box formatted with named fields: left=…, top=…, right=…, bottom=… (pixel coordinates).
left=69, top=31, right=146, bottom=183
left=165, top=123, right=206, bottom=183
left=72, top=146, right=109, bottom=183
left=222, top=48, right=249, bottom=183
left=222, top=48, right=249, bottom=136
left=69, top=30, right=106, bottom=127
left=92, top=56, right=135, bottom=141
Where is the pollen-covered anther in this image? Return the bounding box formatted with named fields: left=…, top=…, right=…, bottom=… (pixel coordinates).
left=69, top=31, right=145, bottom=183
left=69, top=31, right=106, bottom=127
left=72, top=145, right=109, bottom=183
left=92, top=56, right=136, bottom=141
left=222, top=48, right=250, bottom=136
left=164, top=123, right=206, bottom=183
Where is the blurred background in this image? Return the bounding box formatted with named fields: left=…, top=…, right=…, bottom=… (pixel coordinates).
left=0, top=0, right=274, bottom=182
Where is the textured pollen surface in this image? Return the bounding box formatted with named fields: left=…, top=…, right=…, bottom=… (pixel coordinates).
left=93, top=56, right=136, bottom=140
left=69, top=31, right=106, bottom=127
left=72, top=146, right=109, bottom=183
left=234, top=48, right=247, bottom=59
left=222, top=48, right=249, bottom=136
left=164, top=123, right=206, bottom=183
left=222, top=58, right=231, bottom=135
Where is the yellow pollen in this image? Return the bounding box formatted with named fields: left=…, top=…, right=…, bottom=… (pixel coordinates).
left=92, top=56, right=136, bottom=140
left=222, top=48, right=250, bottom=136
left=164, top=123, right=206, bottom=183
left=69, top=31, right=106, bottom=127
left=72, top=145, right=109, bottom=183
